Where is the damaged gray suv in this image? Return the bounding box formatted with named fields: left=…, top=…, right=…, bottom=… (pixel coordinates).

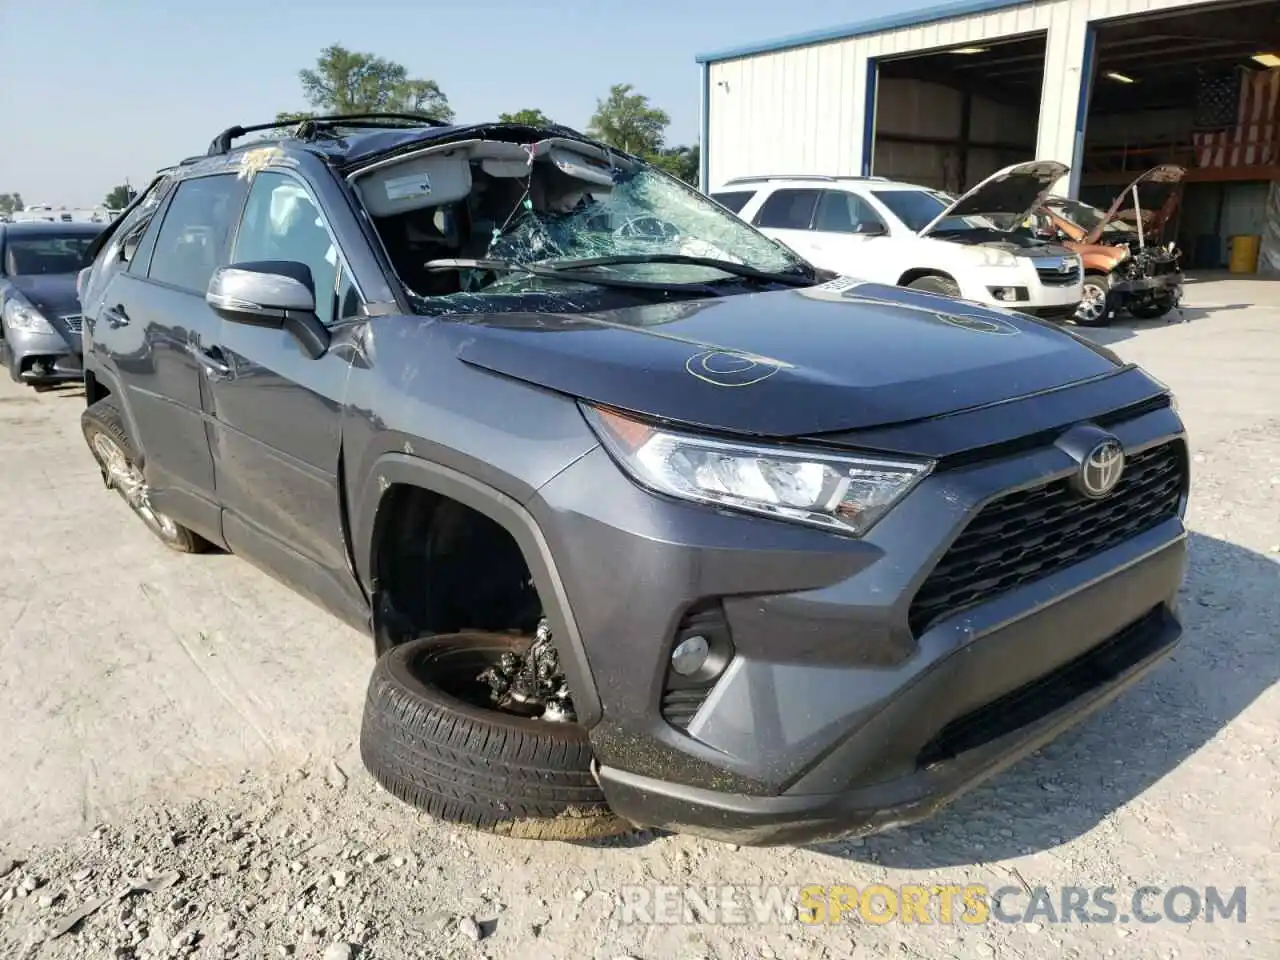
left=76, top=114, right=1189, bottom=845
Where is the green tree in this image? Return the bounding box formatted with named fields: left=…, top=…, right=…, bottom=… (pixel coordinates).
left=498, top=109, right=554, bottom=127
left=587, top=83, right=670, bottom=156
left=284, top=44, right=454, bottom=121
left=104, top=184, right=136, bottom=209
left=0, top=193, right=24, bottom=216
left=647, top=144, right=700, bottom=188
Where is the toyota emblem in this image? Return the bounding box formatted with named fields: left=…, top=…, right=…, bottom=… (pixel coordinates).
left=1076, top=439, right=1125, bottom=498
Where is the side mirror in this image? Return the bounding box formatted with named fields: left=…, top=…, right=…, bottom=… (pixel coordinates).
left=206, top=260, right=329, bottom=360
left=854, top=220, right=887, bottom=236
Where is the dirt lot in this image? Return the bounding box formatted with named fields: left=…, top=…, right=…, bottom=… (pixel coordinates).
left=1, top=276, right=1277, bottom=959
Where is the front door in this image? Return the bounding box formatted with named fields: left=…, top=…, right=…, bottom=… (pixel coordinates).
left=803, top=189, right=893, bottom=277
left=205, top=167, right=368, bottom=626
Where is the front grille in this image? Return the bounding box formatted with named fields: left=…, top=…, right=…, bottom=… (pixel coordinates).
left=908, top=439, right=1185, bottom=635
left=916, top=605, right=1167, bottom=768
left=61, top=314, right=83, bottom=332
left=1036, top=265, right=1082, bottom=286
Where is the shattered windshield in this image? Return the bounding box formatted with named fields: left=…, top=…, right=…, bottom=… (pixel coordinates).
left=359, top=140, right=814, bottom=314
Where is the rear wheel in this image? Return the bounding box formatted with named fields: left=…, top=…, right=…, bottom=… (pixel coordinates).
left=81, top=397, right=209, bottom=553
left=360, top=631, right=629, bottom=840
left=1074, top=273, right=1115, bottom=327
left=906, top=274, right=962, bottom=298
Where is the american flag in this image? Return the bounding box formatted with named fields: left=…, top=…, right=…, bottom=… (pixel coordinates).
left=1192, top=67, right=1280, bottom=168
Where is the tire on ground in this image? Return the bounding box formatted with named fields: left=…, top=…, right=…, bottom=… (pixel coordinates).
left=360, top=632, right=630, bottom=841
left=80, top=396, right=209, bottom=554
left=907, top=274, right=962, bottom=297
left=1128, top=296, right=1175, bottom=320
left=1074, top=271, right=1115, bottom=327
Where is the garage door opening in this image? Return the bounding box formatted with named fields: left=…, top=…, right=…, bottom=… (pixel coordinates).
left=1080, top=0, right=1280, bottom=271
left=870, top=33, right=1046, bottom=194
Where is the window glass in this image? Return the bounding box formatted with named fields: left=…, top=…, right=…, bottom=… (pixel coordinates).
left=3, top=232, right=99, bottom=275
left=148, top=175, right=242, bottom=292
left=233, top=172, right=340, bottom=325
left=709, top=190, right=756, bottom=214
left=337, top=266, right=362, bottom=321
left=813, top=191, right=885, bottom=233
left=752, top=189, right=820, bottom=230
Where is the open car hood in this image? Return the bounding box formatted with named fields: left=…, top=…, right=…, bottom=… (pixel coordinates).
left=1086, top=164, right=1186, bottom=245
left=919, top=160, right=1069, bottom=236
left=446, top=279, right=1124, bottom=438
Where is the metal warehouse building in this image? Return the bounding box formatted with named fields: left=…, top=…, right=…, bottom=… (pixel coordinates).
left=696, top=0, right=1280, bottom=272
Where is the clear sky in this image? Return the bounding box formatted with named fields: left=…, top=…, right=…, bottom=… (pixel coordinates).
left=0, top=0, right=938, bottom=208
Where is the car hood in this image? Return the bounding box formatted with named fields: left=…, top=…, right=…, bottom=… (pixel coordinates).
left=1086, top=164, right=1186, bottom=245
left=5, top=274, right=81, bottom=317
left=920, top=160, right=1069, bottom=237
left=448, top=279, right=1124, bottom=438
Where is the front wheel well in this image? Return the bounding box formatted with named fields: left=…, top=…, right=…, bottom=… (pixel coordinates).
left=897, top=268, right=957, bottom=287
left=369, top=483, right=543, bottom=652
left=84, top=370, right=112, bottom=407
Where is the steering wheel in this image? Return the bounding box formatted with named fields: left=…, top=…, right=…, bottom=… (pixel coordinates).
left=614, top=215, right=680, bottom=243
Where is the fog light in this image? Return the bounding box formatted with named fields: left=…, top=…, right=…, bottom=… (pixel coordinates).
left=987, top=286, right=1028, bottom=302
left=671, top=634, right=711, bottom=676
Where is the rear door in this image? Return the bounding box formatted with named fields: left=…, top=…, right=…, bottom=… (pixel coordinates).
left=90, top=172, right=247, bottom=541
left=748, top=187, right=822, bottom=259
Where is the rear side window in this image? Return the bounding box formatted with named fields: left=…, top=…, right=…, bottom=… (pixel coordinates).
left=710, top=190, right=756, bottom=214
left=752, top=189, right=820, bottom=230
left=148, top=175, right=243, bottom=294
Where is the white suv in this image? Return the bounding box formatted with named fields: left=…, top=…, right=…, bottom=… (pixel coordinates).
left=711, top=161, right=1083, bottom=321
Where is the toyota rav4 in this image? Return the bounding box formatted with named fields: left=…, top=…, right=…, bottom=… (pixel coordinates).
left=75, top=115, right=1189, bottom=845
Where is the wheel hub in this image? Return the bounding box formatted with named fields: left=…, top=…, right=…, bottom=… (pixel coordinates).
left=90, top=433, right=179, bottom=539
left=1076, top=282, right=1107, bottom=322
left=478, top=618, right=576, bottom=722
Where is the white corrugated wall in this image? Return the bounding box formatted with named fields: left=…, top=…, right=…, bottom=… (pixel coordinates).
left=705, top=0, right=1234, bottom=193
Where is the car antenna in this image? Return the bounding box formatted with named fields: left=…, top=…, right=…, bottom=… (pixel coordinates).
left=206, top=113, right=450, bottom=156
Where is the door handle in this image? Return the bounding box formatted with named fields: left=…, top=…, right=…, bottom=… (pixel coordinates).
left=102, top=305, right=130, bottom=329
left=190, top=342, right=233, bottom=381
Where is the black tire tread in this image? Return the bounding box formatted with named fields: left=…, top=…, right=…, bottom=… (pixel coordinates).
left=360, top=633, right=629, bottom=841
left=907, top=274, right=962, bottom=297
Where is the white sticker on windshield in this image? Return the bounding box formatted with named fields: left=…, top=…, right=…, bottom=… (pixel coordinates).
left=384, top=173, right=432, bottom=202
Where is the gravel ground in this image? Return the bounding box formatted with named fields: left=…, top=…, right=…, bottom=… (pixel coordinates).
left=1, top=277, right=1278, bottom=959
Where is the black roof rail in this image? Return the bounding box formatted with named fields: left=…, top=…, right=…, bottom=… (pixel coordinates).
left=719, top=173, right=889, bottom=186
left=206, top=113, right=450, bottom=156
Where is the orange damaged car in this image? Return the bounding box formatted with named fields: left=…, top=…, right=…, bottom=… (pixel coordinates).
left=1028, top=165, right=1185, bottom=327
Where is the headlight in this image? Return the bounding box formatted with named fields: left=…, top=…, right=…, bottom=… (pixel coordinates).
left=977, top=249, right=1018, bottom=268
left=584, top=405, right=934, bottom=537
left=2, top=297, right=54, bottom=334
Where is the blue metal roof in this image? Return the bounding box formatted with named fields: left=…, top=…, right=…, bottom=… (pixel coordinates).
left=695, top=0, right=1034, bottom=64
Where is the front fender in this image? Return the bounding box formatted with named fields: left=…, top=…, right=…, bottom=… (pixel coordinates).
left=349, top=451, right=603, bottom=728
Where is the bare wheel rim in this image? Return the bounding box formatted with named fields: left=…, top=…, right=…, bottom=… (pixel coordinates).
left=1076, top=281, right=1108, bottom=322
left=90, top=432, right=180, bottom=540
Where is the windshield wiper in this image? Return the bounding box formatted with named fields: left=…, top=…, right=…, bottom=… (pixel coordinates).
left=538, top=253, right=816, bottom=286
left=423, top=258, right=723, bottom=295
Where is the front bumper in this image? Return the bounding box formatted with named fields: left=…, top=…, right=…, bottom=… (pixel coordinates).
left=5, top=327, right=83, bottom=384
left=534, top=398, right=1188, bottom=845
left=1112, top=271, right=1182, bottom=300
